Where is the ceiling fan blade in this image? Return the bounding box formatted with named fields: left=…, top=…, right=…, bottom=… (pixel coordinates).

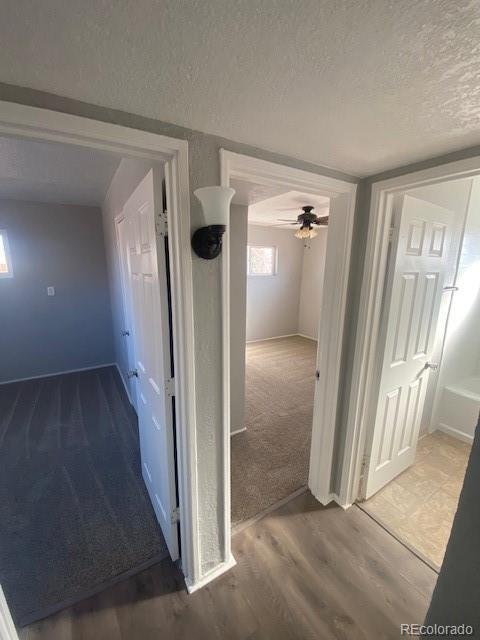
left=277, top=218, right=299, bottom=223
left=313, top=217, right=329, bottom=225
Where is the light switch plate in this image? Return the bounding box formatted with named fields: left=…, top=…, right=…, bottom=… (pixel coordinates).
left=47, top=286, right=55, bottom=296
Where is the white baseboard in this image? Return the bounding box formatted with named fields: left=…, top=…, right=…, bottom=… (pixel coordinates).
left=246, top=333, right=298, bottom=344
left=0, top=363, right=116, bottom=386
left=297, top=333, right=317, bottom=341
left=184, top=554, right=236, bottom=594
left=310, top=488, right=352, bottom=510
left=230, top=427, right=247, bottom=436
left=437, top=423, right=474, bottom=445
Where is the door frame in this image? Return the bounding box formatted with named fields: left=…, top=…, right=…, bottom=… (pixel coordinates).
left=220, top=150, right=357, bottom=557
left=341, top=155, right=480, bottom=507
left=0, top=100, right=200, bottom=590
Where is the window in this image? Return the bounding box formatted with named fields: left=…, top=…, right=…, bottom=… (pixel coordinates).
left=0, top=230, right=13, bottom=278
left=247, top=245, right=277, bottom=276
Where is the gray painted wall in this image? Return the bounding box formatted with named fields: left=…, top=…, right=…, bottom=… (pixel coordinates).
left=230, top=205, right=248, bottom=434
left=246, top=225, right=304, bottom=342
left=0, top=198, right=114, bottom=383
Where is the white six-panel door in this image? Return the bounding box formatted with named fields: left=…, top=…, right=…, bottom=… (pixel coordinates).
left=364, top=194, right=455, bottom=498
left=123, top=168, right=179, bottom=560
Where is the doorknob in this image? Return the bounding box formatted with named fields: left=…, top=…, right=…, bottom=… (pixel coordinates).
left=425, top=362, right=439, bottom=371
left=121, top=330, right=130, bottom=337
left=127, top=369, right=138, bottom=378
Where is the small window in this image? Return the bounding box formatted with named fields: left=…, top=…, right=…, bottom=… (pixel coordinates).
left=0, top=230, right=13, bottom=278
left=247, top=245, right=277, bottom=276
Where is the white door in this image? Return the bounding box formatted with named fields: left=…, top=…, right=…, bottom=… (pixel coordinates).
left=123, top=168, right=179, bottom=560
left=116, top=216, right=138, bottom=409
left=364, top=194, right=455, bottom=498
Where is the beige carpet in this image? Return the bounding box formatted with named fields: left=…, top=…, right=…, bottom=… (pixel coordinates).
left=362, top=431, right=471, bottom=569
left=231, top=336, right=317, bottom=525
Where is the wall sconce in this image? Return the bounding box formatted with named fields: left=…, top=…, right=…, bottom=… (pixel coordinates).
left=192, top=186, right=235, bottom=259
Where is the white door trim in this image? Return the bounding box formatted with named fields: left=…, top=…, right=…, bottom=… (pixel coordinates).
left=341, top=155, right=480, bottom=507
left=0, top=101, right=201, bottom=590
left=220, top=150, right=357, bottom=561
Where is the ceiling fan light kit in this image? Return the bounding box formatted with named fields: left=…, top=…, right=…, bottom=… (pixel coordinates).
left=278, top=205, right=328, bottom=241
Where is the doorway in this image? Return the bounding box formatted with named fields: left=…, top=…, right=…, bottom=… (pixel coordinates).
left=221, top=151, right=358, bottom=549
left=347, top=169, right=480, bottom=570
left=0, top=102, right=197, bottom=629
left=231, top=191, right=329, bottom=526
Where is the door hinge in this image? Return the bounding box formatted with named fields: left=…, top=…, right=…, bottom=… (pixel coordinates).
left=156, top=211, right=168, bottom=237
left=388, top=226, right=395, bottom=242
left=165, top=377, right=175, bottom=397
left=170, top=506, right=180, bottom=524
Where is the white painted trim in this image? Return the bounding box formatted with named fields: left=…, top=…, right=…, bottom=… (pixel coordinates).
left=297, top=333, right=317, bottom=341
left=341, top=154, right=480, bottom=507
left=0, top=586, right=18, bottom=640
left=437, top=423, right=474, bottom=445
left=0, top=101, right=200, bottom=592
left=221, top=149, right=357, bottom=567
left=246, top=333, right=298, bottom=344
left=0, top=363, right=116, bottom=385
left=230, top=427, right=247, bottom=436
left=185, top=555, right=237, bottom=594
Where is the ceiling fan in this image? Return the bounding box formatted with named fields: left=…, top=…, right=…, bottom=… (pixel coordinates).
left=277, top=205, right=328, bottom=239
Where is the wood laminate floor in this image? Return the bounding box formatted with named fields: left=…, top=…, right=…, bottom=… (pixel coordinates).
left=19, top=492, right=437, bottom=640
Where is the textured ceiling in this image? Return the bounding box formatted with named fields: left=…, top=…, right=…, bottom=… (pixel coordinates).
left=230, top=178, right=289, bottom=206
left=1, top=1, right=480, bottom=176
left=0, top=136, right=120, bottom=205
left=248, top=191, right=330, bottom=228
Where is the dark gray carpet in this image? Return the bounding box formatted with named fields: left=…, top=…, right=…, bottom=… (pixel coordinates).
left=0, top=366, right=168, bottom=627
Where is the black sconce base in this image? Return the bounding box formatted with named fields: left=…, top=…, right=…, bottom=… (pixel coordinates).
left=191, top=224, right=226, bottom=260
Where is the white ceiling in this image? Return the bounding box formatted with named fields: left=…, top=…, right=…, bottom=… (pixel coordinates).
left=230, top=178, right=289, bottom=206
left=1, top=2, right=480, bottom=177
left=0, top=136, right=121, bottom=205
left=248, top=191, right=330, bottom=228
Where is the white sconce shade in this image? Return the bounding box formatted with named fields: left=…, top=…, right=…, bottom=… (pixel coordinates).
left=194, top=186, right=235, bottom=226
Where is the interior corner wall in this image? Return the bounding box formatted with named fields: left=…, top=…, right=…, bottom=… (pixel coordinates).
left=298, top=228, right=328, bottom=340
left=229, top=204, right=248, bottom=433
left=101, top=157, right=155, bottom=391
left=0, top=198, right=114, bottom=383
left=246, top=225, right=304, bottom=342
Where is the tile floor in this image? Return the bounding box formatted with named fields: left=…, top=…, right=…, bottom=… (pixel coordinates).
left=361, top=430, right=471, bottom=569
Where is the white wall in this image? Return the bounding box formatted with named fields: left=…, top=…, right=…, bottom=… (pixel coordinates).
left=298, top=228, right=328, bottom=339
left=436, top=181, right=480, bottom=385
left=230, top=205, right=248, bottom=433
left=246, top=225, right=303, bottom=341
left=101, top=157, right=156, bottom=389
